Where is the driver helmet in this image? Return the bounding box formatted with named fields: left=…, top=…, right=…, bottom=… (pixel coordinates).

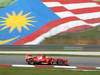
left=27, top=54, right=32, bottom=56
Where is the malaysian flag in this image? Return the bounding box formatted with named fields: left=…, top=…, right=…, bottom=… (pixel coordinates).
left=0, top=0, right=100, bottom=45
left=42, top=0, right=100, bottom=32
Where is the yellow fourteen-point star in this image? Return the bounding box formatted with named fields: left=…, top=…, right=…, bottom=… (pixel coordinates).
left=0, top=11, right=36, bottom=32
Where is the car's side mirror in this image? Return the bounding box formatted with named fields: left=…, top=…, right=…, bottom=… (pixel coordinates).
left=0, top=0, right=15, bottom=8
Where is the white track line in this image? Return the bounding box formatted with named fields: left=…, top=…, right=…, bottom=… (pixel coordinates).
left=0, top=51, right=100, bottom=55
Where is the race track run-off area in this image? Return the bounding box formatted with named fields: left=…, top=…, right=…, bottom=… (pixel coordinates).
left=0, top=55, right=100, bottom=70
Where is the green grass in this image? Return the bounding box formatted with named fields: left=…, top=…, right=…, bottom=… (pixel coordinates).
left=0, top=54, right=100, bottom=58
left=0, top=0, right=15, bottom=8
left=93, top=0, right=100, bottom=1
left=0, top=67, right=100, bottom=75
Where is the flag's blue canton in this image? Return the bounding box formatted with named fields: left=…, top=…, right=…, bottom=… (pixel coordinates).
left=0, top=0, right=60, bottom=45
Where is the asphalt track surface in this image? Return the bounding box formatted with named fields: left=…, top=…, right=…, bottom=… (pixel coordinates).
left=0, top=55, right=100, bottom=67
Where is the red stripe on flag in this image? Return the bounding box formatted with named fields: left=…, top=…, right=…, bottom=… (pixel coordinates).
left=71, top=7, right=100, bottom=14
left=95, top=1, right=100, bottom=5
left=42, top=0, right=92, bottom=3
left=13, top=17, right=81, bottom=44
left=84, top=17, right=100, bottom=24
left=58, top=0, right=93, bottom=4
left=42, top=0, right=57, bottom=2
left=49, top=6, right=68, bottom=12
left=77, top=66, right=96, bottom=69
left=67, top=25, right=93, bottom=32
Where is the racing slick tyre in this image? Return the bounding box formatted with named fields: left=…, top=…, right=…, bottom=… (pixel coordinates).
left=27, top=61, right=34, bottom=65
left=48, top=61, right=54, bottom=65
left=27, top=61, right=42, bottom=65
left=48, top=61, right=57, bottom=65
left=57, top=60, right=64, bottom=65
left=27, top=58, right=35, bottom=65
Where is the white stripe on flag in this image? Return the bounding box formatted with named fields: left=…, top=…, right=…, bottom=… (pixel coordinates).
left=76, top=12, right=100, bottom=20
left=55, top=12, right=74, bottom=18
left=43, top=2, right=62, bottom=7
left=43, top=2, right=100, bottom=10
left=89, top=23, right=100, bottom=26
left=63, top=3, right=100, bottom=10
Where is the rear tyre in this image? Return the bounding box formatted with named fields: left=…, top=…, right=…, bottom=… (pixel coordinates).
left=57, top=60, right=64, bottom=65
left=48, top=61, right=52, bottom=65
left=48, top=61, right=54, bottom=65
left=48, top=61, right=57, bottom=65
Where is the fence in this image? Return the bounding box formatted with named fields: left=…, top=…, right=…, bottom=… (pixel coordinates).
left=0, top=45, right=100, bottom=51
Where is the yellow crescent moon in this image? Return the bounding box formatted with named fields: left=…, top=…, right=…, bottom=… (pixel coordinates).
left=0, top=36, right=18, bottom=44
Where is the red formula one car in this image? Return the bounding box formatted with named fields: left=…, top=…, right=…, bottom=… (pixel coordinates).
left=25, top=54, right=69, bottom=66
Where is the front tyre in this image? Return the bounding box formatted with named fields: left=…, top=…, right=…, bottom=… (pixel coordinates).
left=27, top=58, right=35, bottom=65
left=27, top=61, right=34, bottom=65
